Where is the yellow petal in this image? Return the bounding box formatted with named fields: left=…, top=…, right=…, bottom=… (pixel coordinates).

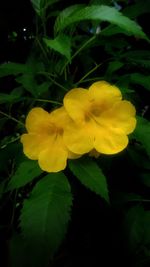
left=100, top=100, right=136, bottom=134
left=94, top=126, right=128, bottom=154
left=63, top=121, right=94, bottom=154
left=38, top=137, right=68, bottom=172
left=50, top=106, right=73, bottom=129
left=63, top=88, right=89, bottom=123
left=89, top=81, right=122, bottom=114
left=20, top=133, right=50, bottom=160
left=26, top=107, right=52, bottom=134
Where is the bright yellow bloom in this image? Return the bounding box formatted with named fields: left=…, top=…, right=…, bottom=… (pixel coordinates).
left=63, top=81, right=136, bottom=155
left=21, top=107, right=79, bottom=172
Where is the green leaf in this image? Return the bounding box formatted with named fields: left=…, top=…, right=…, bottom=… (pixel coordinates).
left=54, top=5, right=148, bottom=41
left=44, top=35, right=71, bottom=60
left=8, top=160, right=43, bottom=190
left=0, top=87, right=24, bottom=104
left=0, top=62, right=31, bottom=78
left=134, top=117, right=150, bottom=158
left=124, top=205, right=145, bottom=251
left=69, top=157, right=109, bottom=202
left=16, top=74, right=38, bottom=97
left=31, top=0, right=61, bottom=16
left=54, top=4, right=85, bottom=34
left=20, top=172, right=72, bottom=264
left=124, top=206, right=150, bottom=252
left=130, top=73, right=150, bottom=91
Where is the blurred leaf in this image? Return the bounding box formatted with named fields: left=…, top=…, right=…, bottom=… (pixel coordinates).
left=16, top=74, right=38, bottom=97
left=124, top=205, right=145, bottom=251
left=134, top=117, right=150, bottom=158
left=0, top=87, right=24, bottom=104
left=31, top=0, right=61, bottom=16
left=20, top=172, right=72, bottom=265
left=69, top=157, right=109, bottom=202
left=139, top=172, right=150, bottom=187
left=55, top=5, right=148, bottom=41
left=8, top=160, right=43, bottom=190
left=44, top=35, right=71, bottom=60
left=124, top=206, right=150, bottom=252
left=130, top=73, right=150, bottom=91
left=0, top=62, right=31, bottom=77
left=105, top=61, right=124, bottom=77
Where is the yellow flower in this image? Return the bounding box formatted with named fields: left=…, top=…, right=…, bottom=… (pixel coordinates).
left=21, top=106, right=79, bottom=172
left=63, top=81, right=136, bottom=155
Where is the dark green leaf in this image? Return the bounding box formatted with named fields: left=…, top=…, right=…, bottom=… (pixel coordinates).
left=8, top=160, right=43, bottom=190
left=0, top=87, right=24, bottom=104
left=134, top=117, right=150, bottom=158
left=69, top=157, right=109, bottom=202
left=130, top=73, right=150, bottom=91
left=55, top=5, right=148, bottom=41
left=0, top=62, right=31, bottom=78
left=20, top=172, right=72, bottom=264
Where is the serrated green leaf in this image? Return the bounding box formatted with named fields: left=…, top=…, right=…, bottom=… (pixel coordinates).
left=54, top=5, right=148, bottom=41
left=69, top=157, right=109, bottom=202
left=20, top=172, right=72, bottom=265
left=54, top=4, right=85, bottom=35
left=8, top=160, right=43, bottom=190
left=134, top=117, right=150, bottom=158
left=130, top=73, right=150, bottom=91
left=44, top=35, right=71, bottom=60
left=0, top=62, right=31, bottom=78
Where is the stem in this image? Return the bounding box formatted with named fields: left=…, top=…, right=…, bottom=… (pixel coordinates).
left=39, top=72, right=68, bottom=91
left=76, top=62, right=102, bottom=85
left=35, top=98, right=62, bottom=105
left=0, top=111, right=24, bottom=127
left=61, top=35, right=96, bottom=75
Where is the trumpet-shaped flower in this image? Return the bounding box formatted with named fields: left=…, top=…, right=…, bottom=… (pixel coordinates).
left=63, top=81, right=136, bottom=155
left=21, top=107, right=79, bottom=172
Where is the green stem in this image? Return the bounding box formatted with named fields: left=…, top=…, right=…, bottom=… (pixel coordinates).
left=76, top=62, right=102, bottom=85
left=39, top=72, right=68, bottom=91
left=61, top=35, right=96, bottom=75
left=0, top=111, right=24, bottom=127
left=35, top=98, right=62, bottom=105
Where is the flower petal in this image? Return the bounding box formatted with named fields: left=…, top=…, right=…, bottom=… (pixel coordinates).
left=63, top=121, right=94, bottom=154
left=21, top=133, right=49, bottom=160
left=89, top=81, right=122, bottom=114
left=63, top=88, right=89, bottom=123
left=100, top=100, right=136, bottom=134
left=38, top=137, right=68, bottom=172
left=26, top=107, right=51, bottom=134
left=94, top=126, right=128, bottom=154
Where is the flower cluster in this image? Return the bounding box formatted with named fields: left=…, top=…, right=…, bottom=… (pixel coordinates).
left=21, top=81, right=136, bottom=172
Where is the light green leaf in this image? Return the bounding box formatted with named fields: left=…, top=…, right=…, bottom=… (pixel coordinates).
left=0, top=62, right=31, bottom=78
left=8, top=160, right=43, bottom=190
left=44, top=35, right=71, bottom=60
left=134, top=116, right=150, bottom=158
left=69, top=157, right=109, bottom=202
left=20, top=172, right=72, bottom=265
left=54, top=5, right=148, bottom=41
left=130, top=73, right=150, bottom=91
